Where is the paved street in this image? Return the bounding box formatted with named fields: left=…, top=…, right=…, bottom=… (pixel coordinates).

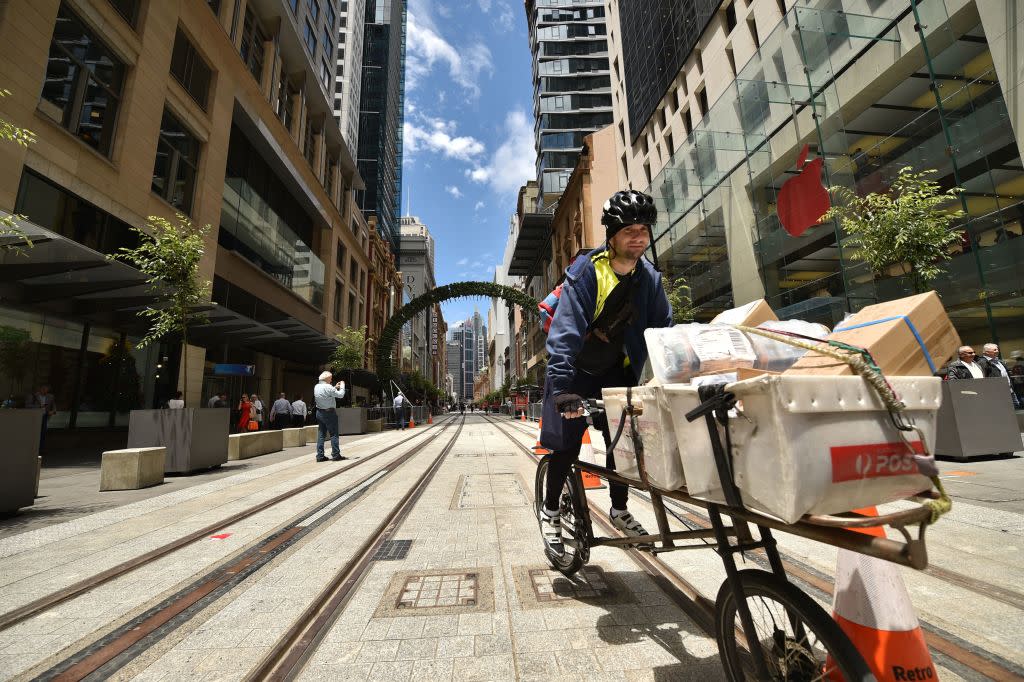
left=0, top=414, right=1021, bottom=681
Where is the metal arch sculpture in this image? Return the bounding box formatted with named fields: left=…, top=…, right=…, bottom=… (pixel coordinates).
left=375, top=281, right=539, bottom=381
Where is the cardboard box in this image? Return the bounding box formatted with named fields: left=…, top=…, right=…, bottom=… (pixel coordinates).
left=785, top=291, right=960, bottom=376
left=712, top=299, right=778, bottom=327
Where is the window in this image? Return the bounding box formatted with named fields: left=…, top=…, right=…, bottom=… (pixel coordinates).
left=683, top=107, right=693, bottom=136
left=665, top=132, right=674, bottom=156
left=207, top=0, right=222, bottom=16
left=724, top=2, right=737, bottom=33
left=326, top=1, right=336, bottom=27
left=303, top=19, right=316, bottom=54
left=41, top=3, right=126, bottom=156
left=322, top=25, right=332, bottom=56
left=288, top=0, right=298, bottom=13
left=320, top=58, right=331, bottom=89
left=152, top=108, right=200, bottom=214
left=748, top=16, right=760, bottom=49
left=107, top=0, right=139, bottom=26
left=308, top=0, right=320, bottom=22
left=333, top=280, right=343, bottom=322
left=336, top=241, right=347, bottom=269
left=697, top=88, right=709, bottom=119
left=240, top=9, right=266, bottom=84
left=170, top=29, right=212, bottom=109
left=303, top=115, right=316, bottom=165
left=348, top=292, right=357, bottom=327
left=276, top=69, right=293, bottom=129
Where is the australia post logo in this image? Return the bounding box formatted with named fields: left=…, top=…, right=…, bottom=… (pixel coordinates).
left=830, top=442, right=925, bottom=483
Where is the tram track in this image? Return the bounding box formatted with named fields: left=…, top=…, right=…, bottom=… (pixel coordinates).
left=489, top=415, right=1024, bottom=681
left=0, top=416, right=456, bottom=633
left=21, top=416, right=465, bottom=682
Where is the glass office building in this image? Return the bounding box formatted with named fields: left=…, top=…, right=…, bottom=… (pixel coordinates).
left=639, top=0, right=1024, bottom=349
left=527, top=0, right=613, bottom=207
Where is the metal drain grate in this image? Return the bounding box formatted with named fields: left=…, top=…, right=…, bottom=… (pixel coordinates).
left=397, top=571, right=479, bottom=608
left=373, top=539, right=413, bottom=561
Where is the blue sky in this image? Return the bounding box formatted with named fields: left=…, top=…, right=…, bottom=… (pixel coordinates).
left=402, top=0, right=535, bottom=331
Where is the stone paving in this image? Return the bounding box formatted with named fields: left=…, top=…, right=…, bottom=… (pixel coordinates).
left=0, top=414, right=1021, bottom=680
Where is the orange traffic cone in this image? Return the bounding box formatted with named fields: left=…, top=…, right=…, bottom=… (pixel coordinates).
left=520, top=411, right=526, bottom=422
left=408, top=416, right=415, bottom=428
left=826, top=507, right=937, bottom=681
left=579, top=430, right=605, bottom=489
left=427, top=414, right=433, bottom=424
left=532, top=419, right=551, bottom=455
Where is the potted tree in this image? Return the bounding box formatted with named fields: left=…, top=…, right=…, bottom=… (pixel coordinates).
left=115, top=214, right=229, bottom=473
left=329, top=325, right=369, bottom=435
left=0, top=87, right=43, bottom=512
left=665, top=273, right=698, bottom=323
left=823, top=167, right=964, bottom=296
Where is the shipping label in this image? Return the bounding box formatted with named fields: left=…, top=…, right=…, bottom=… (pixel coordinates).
left=830, top=441, right=925, bottom=483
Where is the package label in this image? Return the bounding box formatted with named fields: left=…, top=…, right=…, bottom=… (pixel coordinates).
left=830, top=441, right=925, bottom=482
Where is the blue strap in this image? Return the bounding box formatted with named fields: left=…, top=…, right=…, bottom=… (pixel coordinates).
left=833, top=315, right=937, bottom=374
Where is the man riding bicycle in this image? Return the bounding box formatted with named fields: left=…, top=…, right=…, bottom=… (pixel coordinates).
left=538, top=189, right=672, bottom=557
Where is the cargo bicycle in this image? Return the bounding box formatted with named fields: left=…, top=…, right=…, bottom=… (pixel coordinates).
left=534, top=376, right=949, bottom=682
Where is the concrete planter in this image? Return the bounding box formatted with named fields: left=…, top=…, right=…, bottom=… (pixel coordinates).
left=228, top=430, right=284, bottom=460
left=304, top=424, right=320, bottom=442
left=281, top=427, right=307, bottom=448
left=336, top=407, right=367, bottom=435
left=100, top=447, right=165, bottom=491
left=366, top=418, right=383, bottom=433
left=127, top=408, right=230, bottom=473
left=0, top=410, right=43, bottom=513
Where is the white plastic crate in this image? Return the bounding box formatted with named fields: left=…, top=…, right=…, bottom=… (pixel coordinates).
left=663, top=375, right=941, bottom=523
left=602, top=385, right=685, bottom=490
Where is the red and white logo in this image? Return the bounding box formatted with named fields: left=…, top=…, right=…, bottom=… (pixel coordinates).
left=831, top=441, right=925, bottom=483
left=776, top=143, right=831, bottom=237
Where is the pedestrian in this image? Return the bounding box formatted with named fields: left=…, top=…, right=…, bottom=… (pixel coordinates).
left=313, top=371, right=347, bottom=461
left=269, top=392, right=292, bottom=429
left=291, top=394, right=308, bottom=428
left=34, top=385, right=56, bottom=452
left=237, top=393, right=254, bottom=432
left=980, top=343, right=1021, bottom=409
left=1010, top=351, right=1024, bottom=405
left=168, top=391, right=185, bottom=409
left=215, top=393, right=229, bottom=408
left=538, top=189, right=671, bottom=558
left=1, top=395, right=15, bottom=409
left=459, top=402, right=464, bottom=415
left=946, top=346, right=995, bottom=380
left=251, top=394, right=264, bottom=429
left=393, top=392, right=407, bottom=429
left=207, top=393, right=220, bottom=408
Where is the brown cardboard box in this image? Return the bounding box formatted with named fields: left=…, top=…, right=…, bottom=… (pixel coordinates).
left=785, top=291, right=960, bottom=376
left=712, top=299, right=778, bottom=327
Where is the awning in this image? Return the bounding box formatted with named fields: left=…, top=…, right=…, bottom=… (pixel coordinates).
left=508, top=212, right=553, bottom=276
left=0, top=217, right=338, bottom=364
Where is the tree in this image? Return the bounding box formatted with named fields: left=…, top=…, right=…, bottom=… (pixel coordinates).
left=665, top=273, right=697, bottom=323
left=329, top=325, right=366, bottom=406
left=114, top=214, right=211, bottom=406
left=823, top=167, right=964, bottom=294
left=1, top=88, right=36, bottom=253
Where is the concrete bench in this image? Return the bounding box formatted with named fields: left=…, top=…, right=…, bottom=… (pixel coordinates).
left=100, top=448, right=166, bottom=491
left=228, top=430, right=284, bottom=461
left=304, top=424, right=320, bottom=442
left=282, top=427, right=307, bottom=448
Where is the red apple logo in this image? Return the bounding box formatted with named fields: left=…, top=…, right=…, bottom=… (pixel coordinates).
left=777, top=144, right=830, bottom=237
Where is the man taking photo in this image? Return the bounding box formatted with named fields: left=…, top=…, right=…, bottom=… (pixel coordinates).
left=538, top=190, right=672, bottom=558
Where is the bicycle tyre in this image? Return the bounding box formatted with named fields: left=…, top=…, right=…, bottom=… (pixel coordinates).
left=534, top=455, right=588, bottom=576
left=714, top=569, right=874, bottom=682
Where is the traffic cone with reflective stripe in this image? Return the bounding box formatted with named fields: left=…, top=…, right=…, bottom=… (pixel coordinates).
left=579, top=430, right=605, bottom=489
left=409, top=416, right=415, bottom=428
left=826, top=507, right=936, bottom=681
left=521, top=411, right=527, bottom=421
left=532, top=419, right=551, bottom=455
left=427, top=413, right=433, bottom=424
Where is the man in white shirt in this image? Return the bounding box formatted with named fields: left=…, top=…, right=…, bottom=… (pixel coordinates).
left=313, top=371, right=347, bottom=461
left=981, top=343, right=1021, bottom=408
left=269, top=392, right=292, bottom=429
left=947, top=346, right=990, bottom=380
left=291, top=395, right=308, bottom=428
left=393, top=393, right=407, bottom=430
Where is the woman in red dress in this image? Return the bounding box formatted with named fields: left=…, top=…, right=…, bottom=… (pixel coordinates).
left=237, top=393, right=253, bottom=432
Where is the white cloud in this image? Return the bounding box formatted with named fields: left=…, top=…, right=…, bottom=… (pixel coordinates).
left=467, top=110, right=536, bottom=195
left=437, top=3, right=452, bottom=18
left=404, top=116, right=485, bottom=161
left=477, top=0, right=492, bottom=11
left=406, top=10, right=494, bottom=97
left=496, top=3, right=515, bottom=31
left=474, top=201, right=485, bottom=212
left=456, top=257, right=469, bottom=266
left=445, top=185, right=464, bottom=199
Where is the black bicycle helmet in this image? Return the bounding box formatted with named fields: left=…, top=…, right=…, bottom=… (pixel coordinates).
left=601, top=190, right=658, bottom=237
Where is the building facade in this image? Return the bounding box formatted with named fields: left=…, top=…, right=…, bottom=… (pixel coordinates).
left=446, top=311, right=487, bottom=403
left=525, top=0, right=613, bottom=209
left=356, top=0, right=405, bottom=260
left=0, top=0, right=368, bottom=433
left=333, top=0, right=366, bottom=160
left=398, top=214, right=435, bottom=378
left=365, top=215, right=401, bottom=373
left=607, top=0, right=1024, bottom=349
left=445, top=340, right=461, bottom=403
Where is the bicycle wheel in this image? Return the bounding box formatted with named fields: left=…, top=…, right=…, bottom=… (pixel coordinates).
left=534, top=455, right=589, bottom=576
left=714, top=569, right=873, bottom=682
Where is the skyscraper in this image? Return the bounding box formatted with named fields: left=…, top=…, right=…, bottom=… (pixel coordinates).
left=399, top=216, right=436, bottom=379
left=446, top=314, right=487, bottom=403
left=357, top=0, right=407, bottom=261
left=525, top=0, right=613, bottom=209
left=333, top=0, right=367, bottom=160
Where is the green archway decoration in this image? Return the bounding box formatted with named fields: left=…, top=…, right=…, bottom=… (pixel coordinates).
left=375, top=281, right=539, bottom=382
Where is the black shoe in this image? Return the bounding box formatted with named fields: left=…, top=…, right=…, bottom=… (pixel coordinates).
left=316, top=456, right=329, bottom=462
left=331, top=455, right=346, bottom=461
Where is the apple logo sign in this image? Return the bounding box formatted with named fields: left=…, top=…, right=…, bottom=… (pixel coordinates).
left=776, top=143, right=831, bottom=237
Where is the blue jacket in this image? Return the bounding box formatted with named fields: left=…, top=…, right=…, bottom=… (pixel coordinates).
left=540, top=247, right=672, bottom=450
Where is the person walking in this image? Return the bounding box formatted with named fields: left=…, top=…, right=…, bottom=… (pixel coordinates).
left=291, top=394, right=308, bottom=428
left=167, top=391, right=185, bottom=409
left=538, top=189, right=672, bottom=558
left=314, top=371, right=347, bottom=461
left=207, top=393, right=220, bottom=408
left=251, top=394, right=265, bottom=430
left=34, top=385, right=56, bottom=452
left=236, top=394, right=254, bottom=432
left=981, top=343, right=1021, bottom=409
left=393, top=392, right=407, bottom=429
left=269, top=392, right=292, bottom=429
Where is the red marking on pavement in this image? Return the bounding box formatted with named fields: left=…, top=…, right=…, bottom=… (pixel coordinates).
left=209, top=533, right=232, bottom=539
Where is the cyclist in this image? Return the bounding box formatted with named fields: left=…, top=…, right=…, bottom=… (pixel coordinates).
left=538, top=190, right=672, bottom=557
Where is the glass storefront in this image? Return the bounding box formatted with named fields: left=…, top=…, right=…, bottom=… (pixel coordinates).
left=648, top=0, right=1024, bottom=352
